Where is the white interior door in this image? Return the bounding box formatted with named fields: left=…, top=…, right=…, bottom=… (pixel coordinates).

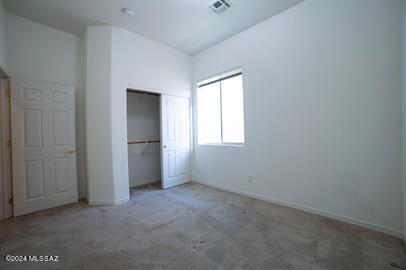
left=160, top=95, right=191, bottom=189
left=11, top=80, right=78, bottom=216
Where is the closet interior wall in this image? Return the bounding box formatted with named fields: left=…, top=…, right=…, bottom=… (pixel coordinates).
left=127, top=90, right=161, bottom=187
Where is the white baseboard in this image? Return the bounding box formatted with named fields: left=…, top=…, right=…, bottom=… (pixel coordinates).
left=193, top=180, right=403, bottom=239
left=88, top=196, right=129, bottom=206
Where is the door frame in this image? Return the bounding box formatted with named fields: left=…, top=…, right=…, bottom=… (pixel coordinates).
left=125, top=84, right=192, bottom=190
left=0, top=77, right=13, bottom=220
left=126, top=88, right=162, bottom=188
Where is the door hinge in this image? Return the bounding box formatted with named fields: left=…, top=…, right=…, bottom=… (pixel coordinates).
left=7, top=140, right=11, bottom=148
left=5, top=88, right=10, bottom=98
left=8, top=198, right=13, bottom=205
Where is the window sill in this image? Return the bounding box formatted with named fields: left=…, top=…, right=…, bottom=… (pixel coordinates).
left=197, top=143, right=245, bottom=147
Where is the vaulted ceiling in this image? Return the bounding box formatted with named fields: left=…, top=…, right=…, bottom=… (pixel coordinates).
left=3, top=0, right=303, bottom=55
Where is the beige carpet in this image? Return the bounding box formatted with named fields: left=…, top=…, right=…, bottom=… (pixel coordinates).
left=0, top=182, right=405, bottom=270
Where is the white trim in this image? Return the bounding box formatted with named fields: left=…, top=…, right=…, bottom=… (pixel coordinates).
left=0, top=79, right=12, bottom=220
left=7, top=76, right=78, bottom=89
left=125, top=83, right=190, bottom=99
left=198, top=143, right=245, bottom=147
left=0, top=79, right=4, bottom=220
left=88, top=196, right=129, bottom=206
left=193, top=179, right=403, bottom=239
left=196, top=66, right=243, bottom=86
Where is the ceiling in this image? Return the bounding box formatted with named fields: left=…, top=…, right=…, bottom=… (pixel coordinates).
left=3, top=0, right=303, bottom=55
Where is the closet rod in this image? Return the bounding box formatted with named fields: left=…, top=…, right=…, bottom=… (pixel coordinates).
left=127, top=89, right=160, bottom=96
left=128, top=140, right=160, bottom=145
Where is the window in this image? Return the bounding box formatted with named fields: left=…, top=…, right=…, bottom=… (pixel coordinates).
left=197, top=69, right=244, bottom=145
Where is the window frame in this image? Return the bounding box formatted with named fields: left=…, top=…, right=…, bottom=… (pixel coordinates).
left=196, top=68, right=245, bottom=147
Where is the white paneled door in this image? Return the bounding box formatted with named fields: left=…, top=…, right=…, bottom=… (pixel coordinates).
left=161, top=95, right=191, bottom=189
left=11, top=80, right=78, bottom=216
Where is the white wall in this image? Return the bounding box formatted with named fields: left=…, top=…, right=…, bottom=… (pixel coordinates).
left=85, top=26, right=191, bottom=204
left=85, top=26, right=116, bottom=204
left=0, top=0, right=9, bottom=220
left=127, top=93, right=161, bottom=187
left=112, top=28, right=192, bottom=98
left=111, top=27, right=191, bottom=201
left=6, top=14, right=87, bottom=199
left=193, top=0, right=402, bottom=236
left=401, top=0, right=406, bottom=241
left=0, top=0, right=8, bottom=73
left=0, top=0, right=7, bottom=73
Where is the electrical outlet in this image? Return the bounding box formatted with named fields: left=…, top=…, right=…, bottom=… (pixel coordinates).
left=248, top=176, right=253, bottom=183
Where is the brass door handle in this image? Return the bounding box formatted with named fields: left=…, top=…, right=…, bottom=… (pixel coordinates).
left=65, top=149, right=75, bottom=155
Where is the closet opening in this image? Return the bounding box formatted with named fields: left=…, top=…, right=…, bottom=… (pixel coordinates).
left=126, top=89, right=162, bottom=190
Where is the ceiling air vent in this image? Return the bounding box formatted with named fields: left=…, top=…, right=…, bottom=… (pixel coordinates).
left=209, top=0, right=233, bottom=15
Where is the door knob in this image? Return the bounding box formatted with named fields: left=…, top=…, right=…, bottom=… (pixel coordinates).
left=65, top=149, right=75, bottom=155
left=164, top=145, right=166, bottom=148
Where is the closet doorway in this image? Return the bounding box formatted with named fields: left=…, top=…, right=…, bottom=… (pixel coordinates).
left=127, top=89, right=162, bottom=188
left=126, top=88, right=191, bottom=190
